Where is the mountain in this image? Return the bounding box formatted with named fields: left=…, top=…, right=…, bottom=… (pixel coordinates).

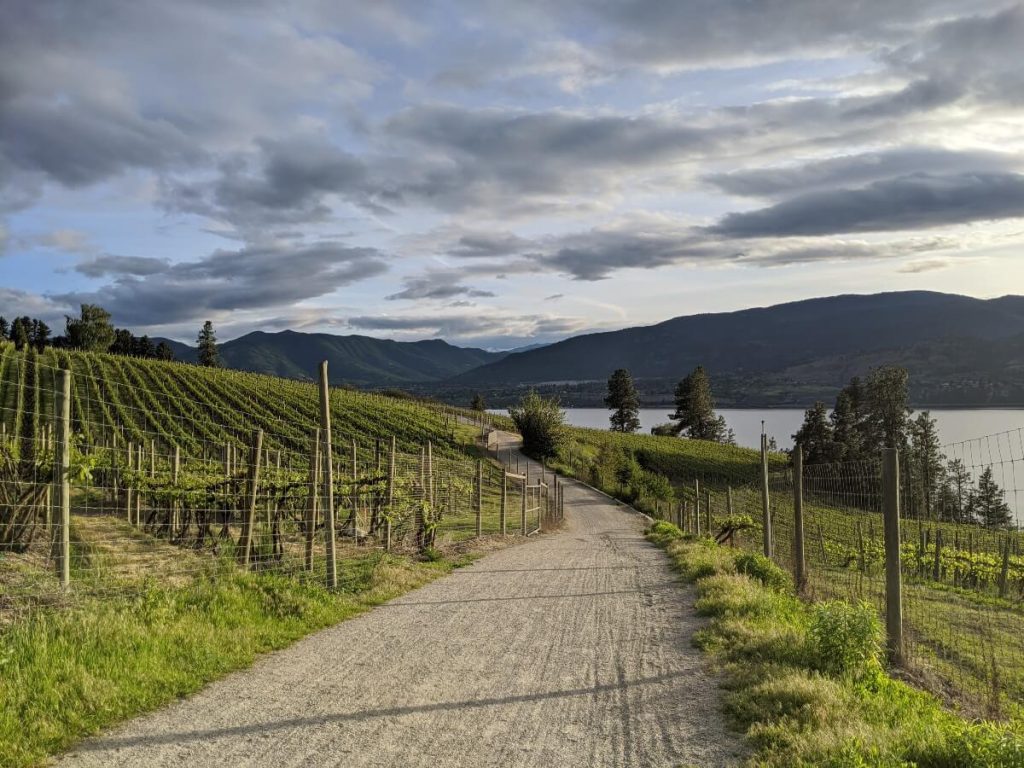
left=156, top=331, right=507, bottom=386
left=446, top=292, right=1024, bottom=405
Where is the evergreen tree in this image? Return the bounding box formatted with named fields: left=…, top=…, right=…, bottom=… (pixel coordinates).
left=971, top=467, right=1012, bottom=528
left=793, top=401, right=833, bottom=464
left=197, top=320, right=221, bottom=367
left=28, top=319, right=50, bottom=351
left=10, top=317, right=30, bottom=350
left=65, top=304, right=116, bottom=351
left=670, top=366, right=728, bottom=441
left=605, top=368, right=641, bottom=433
left=155, top=341, right=175, bottom=361
left=110, top=328, right=135, bottom=355
left=0, top=316, right=9, bottom=339
left=864, top=366, right=911, bottom=450
left=940, top=459, right=972, bottom=523
left=134, top=335, right=156, bottom=358
left=831, top=381, right=865, bottom=461
left=909, top=411, right=944, bottom=519
left=470, top=393, right=486, bottom=412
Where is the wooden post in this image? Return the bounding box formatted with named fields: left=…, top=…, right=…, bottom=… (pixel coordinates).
left=172, top=444, right=181, bottom=538
left=386, top=436, right=396, bottom=551
left=705, top=488, right=712, bottom=534
left=304, top=428, right=320, bottom=571
left=521, top=468, right=528, bottom=535
left=475, top=460, right=483, bottom=537
left=55, top=368, right=71, bottom=589
left=126, top=441, right=134, bottom=524
left=999, top=537, right=1011, bottom=598
left=135, top=443, right=142, bottom=526
left=882, top=447, right=904, bottom=666
left=238, top=429, right=263, bottom=567
left=319, top=361, right=337, bottom=588
left=694, top=480, right=701, bottom=536
left=761, top=433, right=773, bottom=558
left=932, top=528, right=943, bottom=582
left=500, top=471, right=508, bottom=535
left=793, top=445, right=807, bottom=593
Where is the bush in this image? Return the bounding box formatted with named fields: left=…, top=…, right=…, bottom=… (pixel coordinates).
left=808, top=600, right=882, bottom=680
left=646, top=520, right=683, bottom=546
left=735, top=552, right=791, bottom=593
left=509, top=391, right=566, bottom=460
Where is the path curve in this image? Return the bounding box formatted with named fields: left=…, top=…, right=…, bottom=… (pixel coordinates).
left=57, top=435, right=742, bottom=767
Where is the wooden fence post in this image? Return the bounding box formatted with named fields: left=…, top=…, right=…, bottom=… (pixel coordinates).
left=793, top=444, right=807, bottom=593
left=172, top=444, right=181, bottom=539
left=135, top=443, right=142, bottom=526
left=319, top=361, right=337, bottom=588
left=126, top=441, right=134, bottom=524
left=500, top=471, right=508, bottom=535
left=385, top=436, right=395, bottom=551
left=238, top=429, right=263, bottom=568
left=55, top=367, right=71, bottom=590
left=761, top=433, right=773, bottom=559
left=932, top=528, right=943, bottom=582
left=999, top=537, right=1011, bottom=598
left=304, top=427, right=320, bottom=571
left=475, top=460, right=483, bottom=537
left=706, top=488, right=712, bottom=534
left=521, top=465, right=528, bottom=535
left=882, top=447, right=904, bottom=666
left=694, top=480, right=701, bottom=536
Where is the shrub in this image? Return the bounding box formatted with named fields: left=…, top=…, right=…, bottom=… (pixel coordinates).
left=808, top=600, right=882, bottom=680
left=735, top=552, right=791, bottom=593
left=646, top=520, right=683, bottom=546
left=508, top=390, right=566, bottom=460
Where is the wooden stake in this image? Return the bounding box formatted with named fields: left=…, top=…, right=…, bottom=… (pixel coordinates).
left=238, top=429, right=263, bottom=567
left=55, top=368, right=71, bottom=590
left=318, top=361, right=337, bottom=588
left=882, top=447, right=904, bottom=666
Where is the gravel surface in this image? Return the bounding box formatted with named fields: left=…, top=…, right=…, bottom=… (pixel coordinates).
left=56, top=437, right=742, bottom=767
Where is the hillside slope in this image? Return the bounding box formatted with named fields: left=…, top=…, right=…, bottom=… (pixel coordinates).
left=450, top=291, right=1024, bottom=386
left=158, top=330, right=505, bottom=385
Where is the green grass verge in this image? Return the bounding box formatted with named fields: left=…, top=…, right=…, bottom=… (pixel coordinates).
left=0, top=551, right=473, bottom=768
left=645, top=520, right=1024, bottom=767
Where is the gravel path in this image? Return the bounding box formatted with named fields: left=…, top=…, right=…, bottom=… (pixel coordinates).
left=56, top=436, right=742, bottom=767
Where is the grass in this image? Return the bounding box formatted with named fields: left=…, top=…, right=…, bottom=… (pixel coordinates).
left=645, top=520, right=1024, bottom=767
left=0, top=549, right=475, bottom=768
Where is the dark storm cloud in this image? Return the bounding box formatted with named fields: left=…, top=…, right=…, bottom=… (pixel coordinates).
left=709, top=173, right=1024, bottom=238
left=56, top=242, right=388, bottom=325
left=75, top=254, right=170, bottom=278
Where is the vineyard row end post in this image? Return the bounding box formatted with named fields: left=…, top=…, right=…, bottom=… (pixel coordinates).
left=882, top=446, right=904, bottom=667
left=761, top=433, right=773, bottom=559
left=238, top=428, right=263, bottom=568
left=319, top=361, right=338, bottom=588
left=793, top=444, right=807, bottom=593
left=55, top=367, right=72, bottom=590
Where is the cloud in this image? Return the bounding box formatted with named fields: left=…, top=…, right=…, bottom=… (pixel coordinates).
left=346, top=311, right=590, bottom=346
left=898, top=258, right=952, bottom=273
left=0, top=287, right=71, bottom=326
left=74, top=254, right=170, bottom=278
left=386, top=273, right=496, bottom=301
left=56, top=241, right=388, bottom=326
left=709, top=173, right=1024, bottom=238
left=704, top=147, right=1018, bottom=199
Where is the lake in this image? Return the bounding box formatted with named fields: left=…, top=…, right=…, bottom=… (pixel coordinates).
left=550, top=408, right=1024, bottom=452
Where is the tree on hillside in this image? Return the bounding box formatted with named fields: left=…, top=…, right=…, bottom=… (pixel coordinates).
left=471, top=392, right=486, bottom=412
left=508, top=390, right=565, bottom=460
left=0, top=316, right=8, bottom=340
left=10, top=317, right=31, bottom=350
left=792, top=401, right=833, bottom=464
left=66, top=304, right=115, bottom=351
left=605, top=368, right=641, bottom=433
left=864, top=366, right=911, bottom=450
left=971, top=467, right=1012, bottom=528
left=670, top=365, right=730, bottom=442
left=908, top=411, right=945, bottom=519
left=939, top=458, right=972, bottom=523
left=155, top=341, right=175, bottom=361
left=830, top=381, right=865, bottom=461
left=197, top=320, right=221, bottom=367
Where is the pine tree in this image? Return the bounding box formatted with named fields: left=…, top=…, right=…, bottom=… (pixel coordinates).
left=793, top=401, right=833, bottom=464
left=0, top=316, right=9, bottom=340
left=470, top=393, right=486, bottom=411
left=940, top=459, right=972, bottom=523
left=10, top=317, right=30, bottom=350
left=605, top=368, right=641, bottom=433
left=909, top=411, right=945, bottom=519
left=831, top=379, right=866, bottom=461
left=864, top=366, right=911, bottom=450
left=670, top=366, right=727, bottom=441
left=155, top=341, right=175, bottom=361
left=197, top=320, right=221, bottom=367
left=971, top=467, right=1012, bottom=528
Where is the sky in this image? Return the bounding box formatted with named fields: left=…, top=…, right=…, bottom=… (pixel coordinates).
left=2, top=0, right=1023, bottom=350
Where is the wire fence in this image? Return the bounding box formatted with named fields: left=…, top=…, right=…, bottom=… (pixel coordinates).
left=656, top=432, right=1024, bottom=718
left=0, top=355, right=563, bottom=626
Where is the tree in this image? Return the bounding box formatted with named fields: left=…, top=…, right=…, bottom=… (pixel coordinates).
left=908, top=412, right=945, bottom=519
left=197, top=320, right=221, bottom=367
left=0, top=316, right=9, bottom=339
left=155, top=341, right=175, bottom=361
left=10, top=317, right=30, bottom=350
left=110, top=328, right=135, bottom=355
left=793, top=401, right=833, bottom=464
left=134, top=335, right=156, bottom=358
left=28, top=319, right=50, bottom=351
left=864, top=366, right=911, bottom=450
left=508, top=390, right=565, bottom=460
left=604, top=368, right=640, bottom=433
left=670, top=365, right=729, bottom=442
left=940, top=459, right=972, bottom=524
left=65, top=304, right=115, bottom=351
left=971, top=467, right=1012, bottom=528
left=470, top=393, right=486, bottom=412
left=831, top=380, right=865, bottom=461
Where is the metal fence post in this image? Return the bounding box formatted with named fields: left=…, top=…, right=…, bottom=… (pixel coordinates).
left=882, top=447, right=904, bottom=666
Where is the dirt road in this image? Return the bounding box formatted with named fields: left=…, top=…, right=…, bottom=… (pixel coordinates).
left=57, top=437, right=741, bottom=767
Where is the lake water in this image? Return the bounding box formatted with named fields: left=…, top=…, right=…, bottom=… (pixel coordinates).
left=553, top=408, right=1024, bottom=452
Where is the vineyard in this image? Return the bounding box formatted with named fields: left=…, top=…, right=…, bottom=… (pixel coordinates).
left=0, top=342, right=562, bottom=621
left=546, top=420, right=1024, bottom=720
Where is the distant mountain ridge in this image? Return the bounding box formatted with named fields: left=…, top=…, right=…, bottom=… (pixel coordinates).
left=450, top=292, right=1024, bottom=387
left=156, top=330, right=507, bottom=386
